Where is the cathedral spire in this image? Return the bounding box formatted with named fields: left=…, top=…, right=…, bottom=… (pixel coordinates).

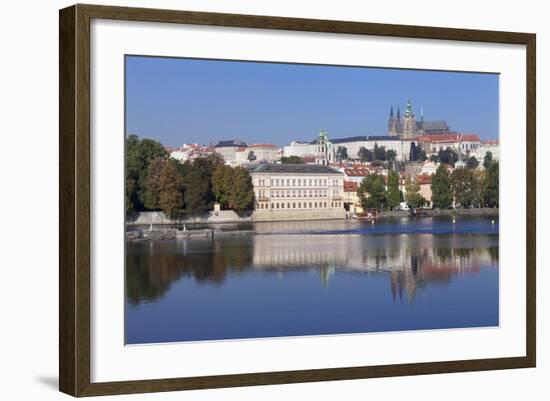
left=396, top=106, right=401, bottom=119
left=390, top=105, right=394, bottom=117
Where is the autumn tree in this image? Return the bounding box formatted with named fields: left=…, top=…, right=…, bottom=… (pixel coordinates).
left=431, top=164, right=453, bottom=209
left=142, top=156, right=167, bottom=210
left=158, top=160, right=184, bottom=219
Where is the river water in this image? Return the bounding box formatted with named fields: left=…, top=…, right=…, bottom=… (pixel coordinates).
left=125, top=216, right=499, bottom=344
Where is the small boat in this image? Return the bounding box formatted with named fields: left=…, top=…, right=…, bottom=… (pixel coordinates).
left=353, top=208, right=379, bottom=220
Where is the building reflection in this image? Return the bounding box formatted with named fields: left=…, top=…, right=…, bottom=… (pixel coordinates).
left=126, top=232, right=498, bottom=305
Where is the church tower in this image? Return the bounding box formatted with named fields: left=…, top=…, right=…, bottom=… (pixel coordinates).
left=388, top=106, right=397, bottom=136
left=402, top=98, right=417, bottom=138
left=315, top=129, right=333, bottom=165
left=396, top=106, right=403, bottom=135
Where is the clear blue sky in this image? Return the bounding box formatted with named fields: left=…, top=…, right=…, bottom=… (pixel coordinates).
left=125, top=56, right=499, bottom=147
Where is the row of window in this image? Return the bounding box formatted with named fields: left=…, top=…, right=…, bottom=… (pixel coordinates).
left=256, top=201, right=343, bottom=210
left=256, top=178, right=343, bottom=187
left=257, top=189, right=343, bottom=198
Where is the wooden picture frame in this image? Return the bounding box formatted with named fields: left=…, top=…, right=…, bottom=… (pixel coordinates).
left=59, top=3, right=536, bottom=397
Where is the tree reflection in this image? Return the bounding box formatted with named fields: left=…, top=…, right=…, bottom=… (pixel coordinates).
left=126, top=233, right=498, bottom=305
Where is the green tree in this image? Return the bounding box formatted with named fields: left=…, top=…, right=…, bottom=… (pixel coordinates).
left=429, top=154, right=440, bottom=163
left=212, top=165, right=234, bottom=208
left=182, top=168, right=211, bottom=216
left=125, top=135, right=168, bottom=214
left=409, top=142, right=419, bottom=161
left=142, top=156, right=167, bottom=210
left=158, top=160, right=184, bottom=219
left=189, top=154, right=224, bottom=209
left=405, top=177, right=425, bottom=209
left=431, top=164, right=453, bottom=209
left=336, top=146, right=349, bottom=162
left=228, top=167, right=255, bottom=214
left=451, top=167, right=475, bottom=208
left=280, top=156, right=304, bottom=164
left=438, top=147, right=459, bottom=166
left=386, top=170, right=401, bottom=210
left=386, top=149, right=397, bottom=162
left=483, top=151, right=493, bottom=169
left=212, top=165, right=254, bottom=214
left=357, top=147, right=373, bottom=162
left=418, top=148, right=427, bottom=161
left=466, top=156, right=479, bottom=170
left=483, top=161, right=499, bottom=207
left=357, top=173, right=387, bottom=210
left=373, top=143, right=387, bottom=161
left=472, top=169, right=485, bottom=208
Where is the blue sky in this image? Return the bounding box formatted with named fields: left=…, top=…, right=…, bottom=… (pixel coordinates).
left=125, top=56, right=499, bottom=147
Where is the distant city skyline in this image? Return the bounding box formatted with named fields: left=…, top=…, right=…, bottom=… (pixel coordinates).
left=125, top=56, right=499, bottom=148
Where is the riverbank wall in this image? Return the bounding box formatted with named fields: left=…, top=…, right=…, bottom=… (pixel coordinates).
left=127, top=207, right=498, bottom=228
left=379, top=208, right=499, bottom=219
left=127, top=210, right=252, bottom=226
left=127, top=209, right=346, bottom=226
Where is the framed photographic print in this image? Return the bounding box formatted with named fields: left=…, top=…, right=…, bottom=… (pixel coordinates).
left=59, top=4, right=536, bottom=397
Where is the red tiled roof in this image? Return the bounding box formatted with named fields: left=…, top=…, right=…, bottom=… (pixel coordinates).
left=417, top=133, right=480, bottom=143
left=416, top=174, right=432, bottom=185
left=235, top=147, right=247, bottom=152
left=483, top=139, right=499, bottom=145
left=250, top=143, right=278, bottom=148
left=343, top=181, right=358, bottom=192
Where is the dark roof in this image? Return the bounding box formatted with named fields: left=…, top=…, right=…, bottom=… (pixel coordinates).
left=331, top=136, right=368, bottom=144
left=215, top=140, right=248, bottom=148
left=418, top=120, right=449, bottom=132
left=250, top=163, right=343, bottom=175
left=332, top=135, right=400, bottom=143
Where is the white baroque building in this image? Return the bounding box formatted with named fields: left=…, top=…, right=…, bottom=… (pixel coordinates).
left=331, top=135, right=415, bottom=162
left=249, top=163, right=346, bottom=221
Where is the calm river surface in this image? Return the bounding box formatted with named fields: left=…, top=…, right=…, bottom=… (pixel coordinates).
left=125, top=216, right=499, bottom=344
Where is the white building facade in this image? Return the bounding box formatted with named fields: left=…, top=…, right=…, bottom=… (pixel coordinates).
left=331, top=136, right=415, bottom=162
left=249, top=164, right=346, bottom=221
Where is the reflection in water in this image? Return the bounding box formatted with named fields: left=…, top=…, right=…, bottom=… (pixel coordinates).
left=127, top=233, right=498, bottom=305
left=126, top=217, right=499, bottom=343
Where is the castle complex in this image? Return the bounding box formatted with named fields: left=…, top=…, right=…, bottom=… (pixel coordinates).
left=388, top=98, right=450, bottom=138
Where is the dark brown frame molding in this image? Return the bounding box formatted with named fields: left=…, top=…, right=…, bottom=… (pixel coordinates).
left=59, top=3, right=536, bottom=397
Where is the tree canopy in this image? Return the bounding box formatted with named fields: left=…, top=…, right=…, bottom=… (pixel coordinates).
left=280, top=156, right=304, bottom=164
left=357, top=173, right=387, bottom=210
left=431, top=164, right=453, bottom=209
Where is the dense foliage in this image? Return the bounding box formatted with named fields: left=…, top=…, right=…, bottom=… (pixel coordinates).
left=386, top=170, right=401, bottom=210
left=280, top=156, right=304, bottom=164
left=126, top=136, right=254, bottom=218
left=357, top=173, right=387, bottom=210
